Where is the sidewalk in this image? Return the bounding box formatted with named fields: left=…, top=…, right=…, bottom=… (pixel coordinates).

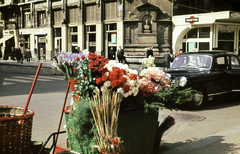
left=161, top=124, right=240, bottom=154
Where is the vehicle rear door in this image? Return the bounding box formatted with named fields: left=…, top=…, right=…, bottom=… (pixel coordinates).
left=206, top=56, right=231, bottom=96
left=229, top=56, right=240, bottom=92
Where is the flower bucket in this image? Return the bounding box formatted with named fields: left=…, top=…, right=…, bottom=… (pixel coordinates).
left=0, top=105, right=34, bottom=154
left=68, top=78, right=79, bottom=102
left=64, top=105, right=95, bottom=153
left=117, top=107, right=158, bottom=154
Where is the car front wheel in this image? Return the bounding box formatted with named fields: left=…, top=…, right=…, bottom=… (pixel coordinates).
left=190, top=88, right=208, bottom=109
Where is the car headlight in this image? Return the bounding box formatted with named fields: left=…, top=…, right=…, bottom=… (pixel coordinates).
left=165, top=73, right=171, bottom=81
left=179, top=76, right=187, bottom=87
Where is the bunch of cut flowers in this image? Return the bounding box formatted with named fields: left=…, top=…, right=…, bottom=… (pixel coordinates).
left=52, top=50, right=89, bottom=80
left=139, top=67, right=170, bottom=99
left=74, top=52, right=110, bottom=98
left=139, top=55, right=155, bottom=70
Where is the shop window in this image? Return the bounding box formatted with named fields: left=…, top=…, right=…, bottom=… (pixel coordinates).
left=187, top=42, right=197, bottom=52
left=38, top=11, right=46, bottom=26
left=218, top=25, right=234, bottom=40
left=199, top=27, right=210, bottom=38
left=187, top=28, right=197, bottom=38
left=199, top=42, right=209, bottom=50
left=185, top=27, right=210, bottom=39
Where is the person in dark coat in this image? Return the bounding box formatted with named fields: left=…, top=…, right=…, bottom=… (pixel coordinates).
left=16, top=48, right=21, bottom=63
left=11, top=47, right=15, bottom=60
left=117, top=46, right=124, bottom=63
left=25, top=48, right=32, bottom=62
left=163, top=49, right=171, bottom=71
left=146, top=45, right=153, bottom=58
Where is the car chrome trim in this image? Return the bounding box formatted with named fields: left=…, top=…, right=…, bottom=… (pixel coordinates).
left=232, top=89, right=240, bottom=92
left=208, top=91, right=229, bottom=96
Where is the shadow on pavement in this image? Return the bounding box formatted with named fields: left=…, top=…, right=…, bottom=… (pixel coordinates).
left=0, top=65, right=67, bottom=97
left=158, top=136, right=238, bottom=154
left=179, top=94, right=240, bottom=111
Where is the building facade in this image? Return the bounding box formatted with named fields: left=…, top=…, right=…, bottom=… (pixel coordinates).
left=0, top=0, right=173, bottom=62
left=172, top=0, right=240, bottom=55
left=173, top=11, right=240, bottom=54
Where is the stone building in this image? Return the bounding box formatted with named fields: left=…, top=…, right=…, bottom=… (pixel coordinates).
left=0, top=0, right=173, bottom=62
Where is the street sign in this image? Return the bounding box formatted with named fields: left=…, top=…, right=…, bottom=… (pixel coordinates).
left=185, top=16, right=199, bottom=24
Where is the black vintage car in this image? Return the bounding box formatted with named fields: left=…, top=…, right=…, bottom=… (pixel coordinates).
left=165, top=51, right=240, bottom=109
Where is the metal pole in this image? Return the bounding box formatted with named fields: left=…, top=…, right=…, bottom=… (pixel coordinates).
left=54, top=81, right=70, bottom=151
left=22, top=63, right=42, bottom=116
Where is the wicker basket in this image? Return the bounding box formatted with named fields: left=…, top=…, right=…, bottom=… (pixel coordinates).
left=0, top=105, right=35, bottom=154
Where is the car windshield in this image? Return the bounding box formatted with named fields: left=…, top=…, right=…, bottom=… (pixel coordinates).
left=171, top=54, right=212, bottom=70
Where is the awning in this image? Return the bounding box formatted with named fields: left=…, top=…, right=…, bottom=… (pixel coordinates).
left=0, top=35, right=14, bottom=44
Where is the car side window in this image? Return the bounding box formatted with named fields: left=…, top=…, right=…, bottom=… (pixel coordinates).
left=231, top=56, right=240, bottom=69
left=214, top=57, right=227, bottom=70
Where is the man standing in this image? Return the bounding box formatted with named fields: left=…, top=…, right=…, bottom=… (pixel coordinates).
left=11, top=47, right=15, bottom=60
left=78, top=47, right=82, bottom=53
left=146, top=45, right=153, bottom=58
left=117, top=46, right=124, bottom=63
left=163, top=49, right=171, bottom=71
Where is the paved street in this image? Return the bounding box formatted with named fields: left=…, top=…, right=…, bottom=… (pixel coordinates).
left=0, top=63, right=70, bottom=149
left=0, top=61, right=240, bottom=153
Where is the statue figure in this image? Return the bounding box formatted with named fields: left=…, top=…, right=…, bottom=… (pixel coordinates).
left=144, top=19, right=151, bottom=33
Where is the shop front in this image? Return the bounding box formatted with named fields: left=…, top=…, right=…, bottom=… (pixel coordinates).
left=172, top=11, right=240, bottom=55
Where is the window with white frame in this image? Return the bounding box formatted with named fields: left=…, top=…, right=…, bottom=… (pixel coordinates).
left=38, top=11, right=46, bottom=26
left=70, top=27, right=78, bottom=52
left=182, top=27, right=211, bottom=52
left=24, top=11, right=31, bottom=28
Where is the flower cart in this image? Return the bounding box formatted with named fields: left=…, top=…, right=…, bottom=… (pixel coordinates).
left=50, top=51, right=196, bottom=154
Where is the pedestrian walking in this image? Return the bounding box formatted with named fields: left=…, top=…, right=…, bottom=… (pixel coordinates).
left=0, top=50, right=2, bottom=59
left=16, top=48, right=21, bottom=63
left=146, top=45, right=153, bottom=58
left=78, top=47, right=82, bottom=53
left=52, top=48, right=59, bottom=75
left=73, top=47, right=79, bottom=53
left=117, top=46, right=124, bottom=63
left=25, top=48, right=32, bottom=62
left=163, top=49, right=171, bottom=71
left=11, top=47, right=15, bottom=60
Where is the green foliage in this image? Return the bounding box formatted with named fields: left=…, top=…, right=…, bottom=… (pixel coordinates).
left=68, top=99, right=96, bottom=153
left=57, top=63, right=77, bottom=81
left=144, top=84, right=196, bottom=112
left=74, top=58, right=96, bottom=99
